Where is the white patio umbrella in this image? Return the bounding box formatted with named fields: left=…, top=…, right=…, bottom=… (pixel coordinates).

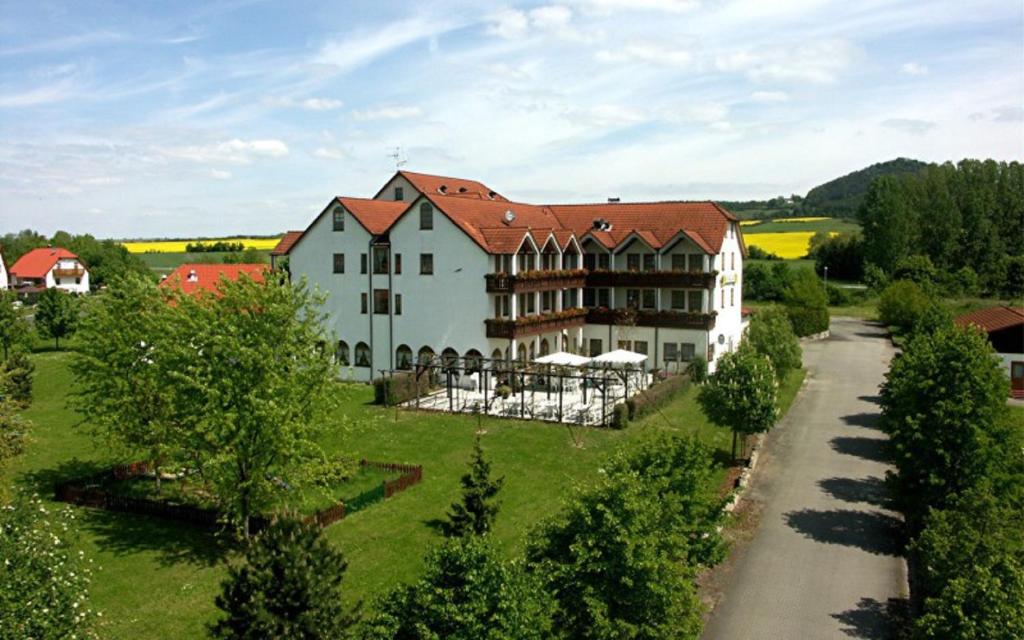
left=590, top=349, right=648, bottom=366
left=533, top=351, right=592, bottom=367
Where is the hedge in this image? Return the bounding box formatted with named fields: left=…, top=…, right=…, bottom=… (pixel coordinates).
left=626, top=374, right=691, bottom=421
left=374, top=371, right=433, bottom=405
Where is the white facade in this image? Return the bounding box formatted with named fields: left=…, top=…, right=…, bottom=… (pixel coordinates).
left=48, top=257, right=90, bottom=293
left=0, top=252, right=7, bottom=290
left=286, top=172, right=746, bottom=381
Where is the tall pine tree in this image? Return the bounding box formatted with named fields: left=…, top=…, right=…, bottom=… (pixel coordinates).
left=445, top=436, right=504, bottom=537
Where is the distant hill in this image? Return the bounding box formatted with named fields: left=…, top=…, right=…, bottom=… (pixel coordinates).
left=720, top=157, right=930, bottom=220
left=802, top=158, right=930, bottom=218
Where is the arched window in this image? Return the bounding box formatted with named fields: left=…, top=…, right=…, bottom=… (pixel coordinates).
left=465, top=349, right=483, bottom=373
left=419, top=202, right=433, bottom=230
left=396, top=344, right=413, bottom=370
left=354, top=342, right=370, bottom=367
left=539, top=338, right=550, bottom=356
left=517, top=343, right=527, bottom=362
left=335, top=340, right=350, bottom=366
left=528, top=342, right=536, bottom=361
left=441, top=348, right=459, bottom=372
left=417, top=346, right=435, bottom=365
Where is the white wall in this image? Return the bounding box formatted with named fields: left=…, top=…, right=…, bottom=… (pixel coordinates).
left=375, top=174, right=417, bottom=202
left=710, top=222, right=744, bottom=370
left=49, top=258, right=90, bottom=294
left=0, top=253, right=7, bottom=289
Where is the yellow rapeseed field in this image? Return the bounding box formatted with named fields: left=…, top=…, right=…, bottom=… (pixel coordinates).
left=121, top=237, right=282, bottom=253
left=744, top=231, right=837, bottom=259
left=739, top=220, right=762, bottom=226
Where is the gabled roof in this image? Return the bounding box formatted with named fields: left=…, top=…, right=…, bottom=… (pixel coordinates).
left=955, top=306, right=1024, bottom=333
left=159, top=263, right=268, bottom=296
left=337, top=197, right=408, bottom=234
left=546, top=201, right=737, bottom=255
left=9, top=247, right=81, bottom=279
left=420, top=193, right=564, bottom=253
left=391, top=170, right=508, bottom=201
left=271, top=231, right=303, bottom=256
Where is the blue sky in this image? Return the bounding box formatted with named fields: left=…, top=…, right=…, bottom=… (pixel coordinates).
left=1, top=0, right=1021, bottom=238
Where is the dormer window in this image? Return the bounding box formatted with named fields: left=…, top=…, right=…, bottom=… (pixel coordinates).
left=187, top=270, right=198, bottom=282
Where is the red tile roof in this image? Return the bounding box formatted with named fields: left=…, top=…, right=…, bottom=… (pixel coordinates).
left=397, top=170, right=508, bottom=201
left=955, top=306, right=1024, bottom=333
left=336, top=197, right=408, bottom=234
left=421, top=193, right=565, bottom=253
left=271, top=231, right=303, bottom=256
left=9, top=247, right=81, bottom=279
left=159, top=263, right=268, bottom=296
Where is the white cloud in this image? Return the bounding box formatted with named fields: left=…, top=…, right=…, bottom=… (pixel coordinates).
left=313, top=147, right=347, bottom=160
left=486, top=5, right=591, bottom=41
left=162, top=138, right=290, bottom=164
left=716, top=40, right=857, bottom=83
left=209, top=169, right=232, bottom=180
left=880, top=118, right=936, bottom=134
left=351, top=105, right=422, bottom=120
left=596, top=43, right=693, bottom=67
left=579, top=104, right=648, bottom=127
left=751, top=90, right=789, bottom=102
left=573, top=0, right=700, bottom=14
left=900, top=62, right=929, bottom=76
left=316, top=19, right=451, bottom=74
left=680, top=101, right=729, bottom=123
left=487, top=9, right=530, bottom=39
left=301, top=97, right=344, bottom=111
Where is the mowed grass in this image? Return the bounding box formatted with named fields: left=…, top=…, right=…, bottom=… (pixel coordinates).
left=6, top=353, right=805, bottom=638
left=121, top=238, right=281, bottom=253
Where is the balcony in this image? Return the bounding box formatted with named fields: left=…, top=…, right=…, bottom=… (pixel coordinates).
left=485, top=308, right=588, bottom=339
left=485, top=269, right=587, bottom=294
left=584, top=269, right=717, bottom=289
left=53, top=267, right=85, bottom=278
left=586, top=307, right=716, bottom=331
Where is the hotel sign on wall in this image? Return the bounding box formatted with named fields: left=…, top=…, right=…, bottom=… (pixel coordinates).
left=720, top=274, right=738, bottom=286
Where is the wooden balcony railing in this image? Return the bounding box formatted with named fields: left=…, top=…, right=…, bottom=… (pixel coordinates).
left=53, top=267, right=85, bottom=278
left=485, top=308, right=588, bottom=339
left=485, top=269, right=587, bottom=294
left=586, top=307, right=716, bottom=331
left=584, top=269, right=717, bottom=289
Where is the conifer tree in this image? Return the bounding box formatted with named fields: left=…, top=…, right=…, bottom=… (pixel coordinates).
left=445, top=436, right=504, bottom=536
left=210, top=518, right=356, bottom=639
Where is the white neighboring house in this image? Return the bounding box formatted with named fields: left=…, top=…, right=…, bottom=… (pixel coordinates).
left=279, top=170, right=747, bottom=382
left=9, top=247, right=90, bottom=294
left=0, top=249, right=8, bottom=290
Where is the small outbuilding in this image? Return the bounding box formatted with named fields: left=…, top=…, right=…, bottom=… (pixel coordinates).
left=955, top=306, right=1024, bottom=398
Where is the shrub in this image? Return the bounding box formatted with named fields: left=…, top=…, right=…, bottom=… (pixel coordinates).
left=892, top=254, right=938, bottom=287
left=878, top=280, right=931, bottom=334
left=610, top=402, right=630, bottom=429
left=373, top=370, right=432, bottom=405
left=863, top=263, right=888, bottom=292
left=688, top=356, right=707, bottom=384
left=626, top=374, right=690, bottom=421
left=743, top=261, right=790, bottom=302
left=745, top=306, right=802, bottom=382
left=364, top=536, right=553, bottom=639
left=0, top=351, right=34, bottom=407
left=747, top=245, right=781, bottom=260
left=210, top=518, right=356, bottom=639
left=825, top=283, right=851, bottom=306
left=812, top=233, right=864, bottom=281
left=783, top=268, right=830, bottom=336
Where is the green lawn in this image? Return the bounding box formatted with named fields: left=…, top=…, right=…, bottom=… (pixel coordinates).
left=5, top=353, right=805, bottom=638
left=137, top=251, right=271, bottom=274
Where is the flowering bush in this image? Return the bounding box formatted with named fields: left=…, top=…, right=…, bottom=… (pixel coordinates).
left=0, top=495, right=99, bottom=638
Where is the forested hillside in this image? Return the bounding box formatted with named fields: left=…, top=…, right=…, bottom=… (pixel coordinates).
left=802, top=158, right=929, bottom=218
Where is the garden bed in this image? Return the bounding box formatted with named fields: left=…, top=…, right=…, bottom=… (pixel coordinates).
left=55, top=459, right=423, bottom=530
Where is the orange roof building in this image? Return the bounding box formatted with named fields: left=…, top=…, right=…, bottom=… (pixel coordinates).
left=282, top=170, right=748, bottom=383
left=956, top=306, right=1024, bottom=398
left=159, top=263, right=268, bottom=296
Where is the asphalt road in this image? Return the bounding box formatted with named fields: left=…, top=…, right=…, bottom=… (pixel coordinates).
left=702, top=318, right=908, bottom=640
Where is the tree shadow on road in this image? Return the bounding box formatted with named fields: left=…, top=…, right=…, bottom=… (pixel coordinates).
left=830, top=436, right=890, bottom=463
left=842, top=412, right=881, bottom=429
left=832, top=596, right=911, bottom=639
left=783, top=509, right=904, bottom=556
left=857, top=395, right=882, bottom=404
left=819, top=476, right=891, bottom=508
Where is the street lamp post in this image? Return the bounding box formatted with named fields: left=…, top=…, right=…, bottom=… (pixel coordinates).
left=824, top=266, right=829, bottom=289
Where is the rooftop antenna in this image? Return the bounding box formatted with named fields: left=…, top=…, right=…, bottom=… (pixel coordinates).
left=388, top=146, right=408, bottom=170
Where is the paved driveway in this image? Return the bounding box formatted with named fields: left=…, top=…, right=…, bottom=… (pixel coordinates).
left=702, top=318, right=908, bottom=640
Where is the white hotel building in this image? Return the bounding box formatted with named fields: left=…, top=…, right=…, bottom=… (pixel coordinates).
left=278, top=171, right=747, bottom=382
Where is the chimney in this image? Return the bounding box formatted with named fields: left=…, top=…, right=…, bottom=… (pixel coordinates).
left=607, top=197, right=620, bottom=203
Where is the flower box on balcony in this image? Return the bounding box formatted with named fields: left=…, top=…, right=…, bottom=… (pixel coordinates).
left=485, top=307, right=588, bottom=339
left=585, top=307, right=716, bottom=330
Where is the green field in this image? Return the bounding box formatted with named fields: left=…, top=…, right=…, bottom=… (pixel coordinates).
left=740, top=218, right=860, bottom=234
left=6, top=353, right=805, bottom=638
left=138, top=251, right=272, bottom=274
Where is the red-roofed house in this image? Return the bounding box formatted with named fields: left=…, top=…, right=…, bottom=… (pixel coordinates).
left=9, top=247, right=90, bottom=294
left=956, top=306, right=1024, bottom=397
left=159, top=263, right=268, bottom=296
left=270, top=231, right=303, bottom=270
left=280, top=170, right=746, bottom=381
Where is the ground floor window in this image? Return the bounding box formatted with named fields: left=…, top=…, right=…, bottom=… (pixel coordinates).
left=680, top=342, right=696, bottom=361
left=589, top=338, right=603, bottom=357
left=396, top=345, right=413, bottom=370
left=335, top=340, right=349, bottom=366
left=354, top=342, right=370, bottom=367
left=664, top=343, right=678, bottom=363
left=634, top=340, right=648, bottom=355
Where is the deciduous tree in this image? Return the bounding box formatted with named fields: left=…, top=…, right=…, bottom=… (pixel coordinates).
left=783, top=268, right=830, bottom=336
left=364, top=536, right=551, bottom=640
left=698, top=347, right=779, bottom=461
left=745, top=305, right=802, bottom=382
left=0, top=290, right=30, bottom=360
left=35, top=287, right=78, bottom=350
